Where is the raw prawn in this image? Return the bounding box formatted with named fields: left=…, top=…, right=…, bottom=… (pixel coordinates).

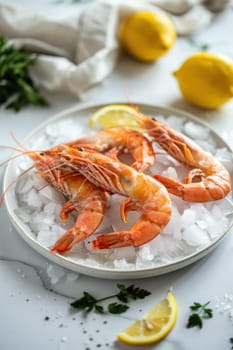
left=48, top=145, right=172, bottom=249
left=4, top=148, right=108, bottom=254
left=66, top=127, right=155, bottom=172
left=126, top=111, right=231, bottom=202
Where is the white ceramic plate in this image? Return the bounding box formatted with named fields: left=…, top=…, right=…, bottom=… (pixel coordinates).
left=4, top=103, right=233, bottom=279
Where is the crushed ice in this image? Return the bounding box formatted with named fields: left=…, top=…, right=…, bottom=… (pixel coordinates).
left=46, top=263, right=79, bottom=284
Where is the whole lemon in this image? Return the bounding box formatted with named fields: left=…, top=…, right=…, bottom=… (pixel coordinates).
left=120, top=11, right=176, bottom=62
left=173, top=52, right=233, bottom=109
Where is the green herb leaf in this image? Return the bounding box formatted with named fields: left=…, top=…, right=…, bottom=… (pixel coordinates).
left=0, top=36, right=48, bottom=111
left=190, top=302, right=202, bottom=311
left=70, top=284, right=151, bottom=315
left=117, top=284, right=151, bottom=303
left=203, top=307, right=213, bottom=318
left=230, top=337, right=233, bottom=349
left=108, top=303, right=129, bottom=314
left=70, top=291, right=97, bottom=311
left=94, top=304, right=104, bottom=314
left=187, top=301, right=213, bottom=329
left=187, top=313, right=203, bottom=329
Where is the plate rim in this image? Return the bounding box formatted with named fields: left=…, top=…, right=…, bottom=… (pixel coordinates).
left=3, top=102, right=233, bottom=279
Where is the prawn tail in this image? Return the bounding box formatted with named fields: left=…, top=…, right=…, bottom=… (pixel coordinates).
left=92, top=231, right=135, bottom=249
left=51, top=228, right=83, bottom=254
left=153, top=174, right=184, bottom=198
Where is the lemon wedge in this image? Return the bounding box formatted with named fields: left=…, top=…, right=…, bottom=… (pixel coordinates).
left=117, top=292, right=178, bottom=345
left=173, top=52, right=233, bottom=109
left=120, top=11, right=176, bottom=62
left=89, top=104, right=143, bottom=130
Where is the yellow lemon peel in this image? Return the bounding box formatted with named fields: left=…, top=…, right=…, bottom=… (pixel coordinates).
left=173, top=52, right=233, bottom=109
left=120, top=11, right=176, bottom=62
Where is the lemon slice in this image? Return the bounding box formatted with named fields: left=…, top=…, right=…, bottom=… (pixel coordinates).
left=117, top=292, right=178, bottom=345
left=89, top=104, right=143, bottom=130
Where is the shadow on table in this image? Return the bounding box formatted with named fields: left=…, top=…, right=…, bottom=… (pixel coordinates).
left=168, top=97, right=232, bottom=123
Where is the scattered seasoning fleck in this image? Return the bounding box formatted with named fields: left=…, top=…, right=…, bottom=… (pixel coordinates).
left=96, top=344, right=102, bottom=348
left=89, top=337, right=93, bottom=341
left=103, top=320, right=108, bottom=325
left=139, top=309, right=143, bottom=312
left=59, top=324, right=64, bottom=328
left=72, top=317, right=76, bottom=320
left=96, top=329, right=100, bottom=333
left=105, top=343, right=109, bottom=347
left=85, top=347, right=91, bottom=350
left=83, top=330, right=87, bottom=334
left=26, top=298, right=30, bottom=302
left=80, top=322, right=84, bottom=325
left=44, top=316, right=50, bottom=321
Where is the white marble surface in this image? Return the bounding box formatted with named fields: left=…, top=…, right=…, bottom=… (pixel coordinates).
left=1, top=1, right=233, bottom=350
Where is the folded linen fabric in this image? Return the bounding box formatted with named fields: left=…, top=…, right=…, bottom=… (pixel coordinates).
left=0, top=0, right=230, bottom=98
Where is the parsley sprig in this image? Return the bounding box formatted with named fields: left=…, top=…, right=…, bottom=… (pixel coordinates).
left=70, top=283, right=151, bottom=314
left=186, top=301, right=213, bottom=329
left=0, top=37, right=48, bottom=111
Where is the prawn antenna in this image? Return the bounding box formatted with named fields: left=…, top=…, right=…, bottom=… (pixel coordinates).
left=10, top=131, right=27, bottom=151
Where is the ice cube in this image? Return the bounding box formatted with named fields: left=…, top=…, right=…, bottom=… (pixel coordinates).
left=39, top=185, right=63, bottom=202
left=183, top=121, right=209, bottom=140
left=206, top=216, right=229, bottom=238
left=163, top=206, right=182, bottom=237
left=46, top=264, right=65, bottom=284
left=138, top=245, right=154, bottom=261
left=181, top=208, right=196, bottom=228
left=15, top=175, right=33, bottom=194
left=182, top=224, right=210, bottom=247
left=37, top=230, right=58, bottom=247
left=27, top=188, right=43, bottom=208
left=44, top=202, right=57, bottom=216
left=31, top=211, right=55, bottom=225
left=14, top=207, right=32, bottom=223
left=162, top=166, right=178, bottom=180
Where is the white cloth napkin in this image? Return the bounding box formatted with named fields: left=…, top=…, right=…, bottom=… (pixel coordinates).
left=0, top=0, right=230, bottom=99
